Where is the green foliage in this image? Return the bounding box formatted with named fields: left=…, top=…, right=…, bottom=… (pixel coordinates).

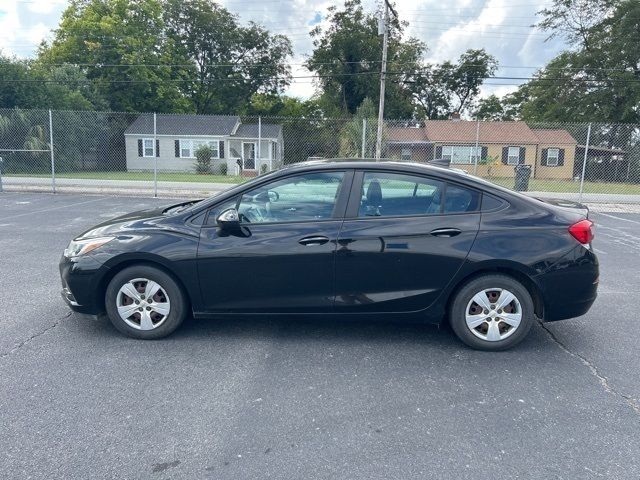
left=412, top=49, right=498, bottom=119
left=260, top=163, right=268, bottom=175
left=241, top=93, right=323, bottom=118
left=473, top=94, right=520, bottom=121
left=516, top=0, right=639, bottom=124
left=194, top=144, right=213, bottom=174
left=306, top=0, right=423, bottom=118
left=338, top=97, right=378, bottom=157
left=219, top=163, right=228, bottom=175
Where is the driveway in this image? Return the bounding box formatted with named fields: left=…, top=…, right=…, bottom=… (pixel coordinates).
left=1, top=193, right=639, bottom=479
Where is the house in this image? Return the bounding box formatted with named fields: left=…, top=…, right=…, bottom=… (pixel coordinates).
left=386, top=119, right=578, bottom=180
left=124, top=114, right=284, bottom=175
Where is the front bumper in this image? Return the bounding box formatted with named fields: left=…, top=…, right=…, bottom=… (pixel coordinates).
left=59, top=253, right=110, bottom=315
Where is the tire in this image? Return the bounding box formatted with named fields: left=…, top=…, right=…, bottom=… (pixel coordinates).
left=105, top=265, right=188, bottom=339
left=449, top=274, right=534, bottom=351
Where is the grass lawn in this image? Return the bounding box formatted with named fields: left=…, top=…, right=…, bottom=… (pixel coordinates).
left=8, top=171, right=248, bottom=184
left=485, top=177, right=640, bottom=195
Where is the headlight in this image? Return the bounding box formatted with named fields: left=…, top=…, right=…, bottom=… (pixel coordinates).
left=64, top=236, right=115, bottom=258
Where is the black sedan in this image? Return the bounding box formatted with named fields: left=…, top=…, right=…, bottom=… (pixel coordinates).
left=60, top=160, right=598, bottom=350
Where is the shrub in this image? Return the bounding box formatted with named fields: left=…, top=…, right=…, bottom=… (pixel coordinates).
left=260, top=163, right=268, bottom=175
left=219, top=163, right=228, bottom=175
left=194, top=145, right=213, bottom=174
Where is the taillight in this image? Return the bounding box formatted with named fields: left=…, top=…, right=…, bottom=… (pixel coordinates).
left=568, top=219, right=594, bottom=245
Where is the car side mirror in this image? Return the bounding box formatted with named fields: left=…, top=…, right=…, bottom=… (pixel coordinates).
left=216, top=208, right=240, bottom=230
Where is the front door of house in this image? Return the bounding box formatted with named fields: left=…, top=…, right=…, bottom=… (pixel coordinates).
left=242, top=142, right=256, bottom=170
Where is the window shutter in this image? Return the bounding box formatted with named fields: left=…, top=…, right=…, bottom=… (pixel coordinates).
left=541, top=149, right=548, bottom=166
left=518, top=147, right=526, bottom=164
left=435, top=146, right=442, bottom=159
left=137, top=139, right=143, bottom=157
left=156, top=140, right=160, bottom=157
left=558, top=149, right=565, bottom=166
left=219, top=140, right=225, bottom=159
left=481, top=146, right=488, bottom=160
left=501, top=147, right=508, bottom=164
left=175, top=140, right=180, bottom=158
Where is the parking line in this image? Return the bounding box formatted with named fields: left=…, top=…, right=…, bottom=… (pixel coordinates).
left=595, top=212, right=640, bottom=226
left=0, top=196, right=111, bottom=221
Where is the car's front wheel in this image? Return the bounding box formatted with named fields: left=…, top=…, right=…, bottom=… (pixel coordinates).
left=449, top=274, right=534, bottom=351
left=105, top=265, right=188, bottom=339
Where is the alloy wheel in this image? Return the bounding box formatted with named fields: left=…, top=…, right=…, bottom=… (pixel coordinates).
left=116, top=278, right=171, bottom=331
left=465, top=288, right=522, bottom=342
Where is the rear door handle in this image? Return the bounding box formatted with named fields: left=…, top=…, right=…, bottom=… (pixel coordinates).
left=430, top=228, right=462, bottom=238
left=298, top=235, right=330, bottom=246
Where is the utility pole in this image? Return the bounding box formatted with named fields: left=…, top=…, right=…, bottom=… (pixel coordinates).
left=375, top=0, right=390, bottom=160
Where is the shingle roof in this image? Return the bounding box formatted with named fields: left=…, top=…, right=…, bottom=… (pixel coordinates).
left=387, top=127, right=430, bottom=143
left=424, top=120, right=540, bottom=144
left=531, top=129, right=577, bottom=145
left=125, top=114, right=240, bottom=136
left=232, top=123, right=282, bottom=138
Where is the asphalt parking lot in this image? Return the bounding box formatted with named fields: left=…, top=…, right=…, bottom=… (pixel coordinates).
left=1, top=192, right=639, bottom=479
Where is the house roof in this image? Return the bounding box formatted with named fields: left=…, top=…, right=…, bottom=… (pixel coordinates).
left=233, top=123, right=282, bottom=138
left=125, top=114, right=240, bottom=136
left=532, top=129, right=577, bottom=145
left=387, top=127, right=430, bottom=143
left=424, top=120, right=541, bottom=144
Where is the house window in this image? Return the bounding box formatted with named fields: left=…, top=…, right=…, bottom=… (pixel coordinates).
left=143, top=139, right=155, bottom=157
left=179, top=139, right=219, bottom=158
left=547, top=148, right=560, bottom=166
left=401, top=148, right=412, bottom=161
left=442, top=146, right=481, bottom=164
left=507, top=146, right=520, bottom=165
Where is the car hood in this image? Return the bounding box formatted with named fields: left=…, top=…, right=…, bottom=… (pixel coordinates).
left=76, top=201, right=197, bottom=239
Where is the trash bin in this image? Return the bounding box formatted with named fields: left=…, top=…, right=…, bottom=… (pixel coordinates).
left=514, top=164, right=532, bottom=191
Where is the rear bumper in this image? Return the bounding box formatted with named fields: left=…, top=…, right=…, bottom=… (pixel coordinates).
left=59, top=254, right=110, bottom=315
left=535, top=246, right=599, bottom=322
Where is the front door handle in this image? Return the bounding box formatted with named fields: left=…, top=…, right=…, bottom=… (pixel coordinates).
left=299, top=235, right=330, bottom=246
left=430, top=228, right=462, bottom=238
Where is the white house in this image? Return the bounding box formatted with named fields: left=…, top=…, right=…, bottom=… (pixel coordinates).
left=124, top=114, right=284, bottom=176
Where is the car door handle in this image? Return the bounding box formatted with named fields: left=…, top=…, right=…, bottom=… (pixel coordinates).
left=430, top=228, right=462, bottom=238
left=298, top=235, right=330, bottom=246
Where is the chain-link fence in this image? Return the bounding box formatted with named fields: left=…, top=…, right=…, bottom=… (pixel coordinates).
left=1, top=108, right=639, bottom=208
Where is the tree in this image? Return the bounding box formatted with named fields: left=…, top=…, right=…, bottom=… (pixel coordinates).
left=338, top=97, right=377, bottom=157
left=306, top=0, right=424, bottom=118
left=518, top=0, right=640, bottom=124
left=40, top=0, right=187, bottom=113
left=412, top=49, right=498, bottom=119
left=163, top=0, right=292, bottom=114
left=240, top=94, right=323, bottom=118
left=473, top=93, right=521, bottom=121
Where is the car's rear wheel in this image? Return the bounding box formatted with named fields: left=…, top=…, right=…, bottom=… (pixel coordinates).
left=105, top=265, right=187, bottom=339
left=449, top=274, right=534, bottom=351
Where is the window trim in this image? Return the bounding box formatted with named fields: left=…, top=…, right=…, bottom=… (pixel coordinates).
left=345, top=169, right=482, bottom=220
left=142, top=138, right=155, bottom=158
left=179, top=139, right=220, bottom=159
left=507, top=146, right=520, bottom=165
left=442, top=145, right=482, bottom=165
left=546, top=148, right=560, bottom=167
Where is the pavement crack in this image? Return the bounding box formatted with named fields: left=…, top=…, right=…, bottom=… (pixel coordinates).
left=0, top=312, right=71, bottom=359
left=538, top=320, right=640, bottom=415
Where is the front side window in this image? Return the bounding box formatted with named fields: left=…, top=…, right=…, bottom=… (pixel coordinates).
left=143, top=139, right=155, bottom=157
left=237, top=171, right=345, bottom=224
left=442, top=146, right=481, bottom=164
left=507, top=146, right=520, bottom=165
left=547, top=148, right=560, bottom=166
left=359, top=172, right=443, bottom=217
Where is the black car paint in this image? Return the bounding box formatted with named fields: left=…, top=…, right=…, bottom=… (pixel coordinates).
left=59, top=161, right=598, bottom=323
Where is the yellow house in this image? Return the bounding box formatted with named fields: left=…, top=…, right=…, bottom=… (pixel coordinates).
left=386, top=120, right=578, bottom=180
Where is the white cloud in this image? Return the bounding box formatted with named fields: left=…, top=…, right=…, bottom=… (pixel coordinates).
left=26, top=0, right=66, bottom=15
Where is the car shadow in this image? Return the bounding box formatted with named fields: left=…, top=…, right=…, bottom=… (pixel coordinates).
left=78, top=311, right=546, bottom=354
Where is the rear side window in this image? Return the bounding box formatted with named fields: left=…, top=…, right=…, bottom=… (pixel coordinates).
left=359, top=172, right=444, bottom=217
left=481, top=194, right=506, bottom=211
left=443, top=184, right=481, bottom=213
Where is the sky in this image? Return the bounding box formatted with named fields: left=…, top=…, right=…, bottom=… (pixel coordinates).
left=0, top=0, right=567, bottom=100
